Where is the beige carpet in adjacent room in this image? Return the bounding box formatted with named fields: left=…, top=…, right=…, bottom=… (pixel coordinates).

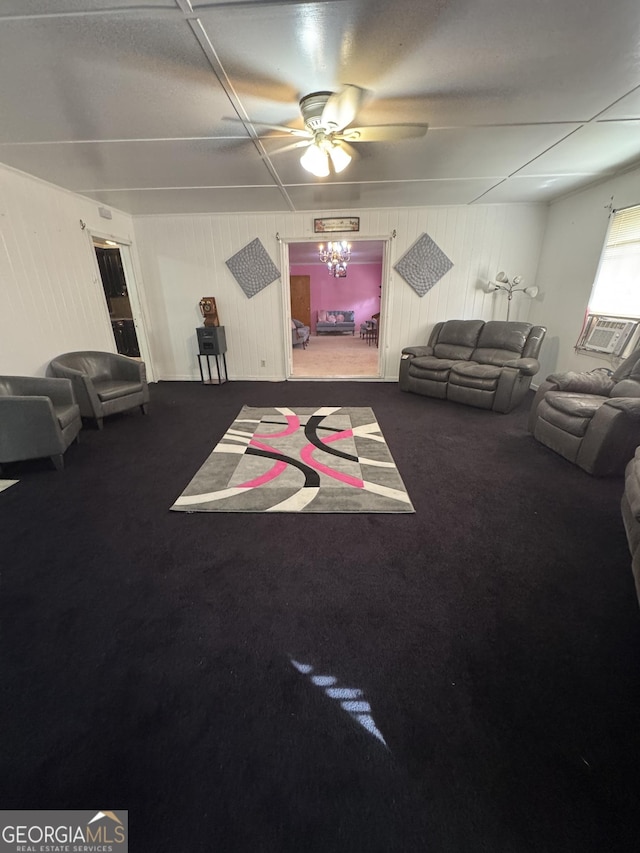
left=291, top=334, right=379, bottom=378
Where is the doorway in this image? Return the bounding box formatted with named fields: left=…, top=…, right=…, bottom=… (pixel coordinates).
left=287, top=239, right=385, bottom=379
left=93, top=239, right=140, bottom=358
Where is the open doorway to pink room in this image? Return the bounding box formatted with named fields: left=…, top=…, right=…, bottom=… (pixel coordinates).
left=287, top=240, right=384, bottom=380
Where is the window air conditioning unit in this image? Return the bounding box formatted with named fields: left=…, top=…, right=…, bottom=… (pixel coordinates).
left=580, top=315, right=640, bottom=355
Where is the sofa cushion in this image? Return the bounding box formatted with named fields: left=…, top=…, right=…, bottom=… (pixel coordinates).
left=472, top=321, right=532, bottom=365
left=94, top=379, right=143, bottom=402
left=433, top=319, right=483, bottom=361
left=321, top=310, right=355, bottom=323
left=539, top=391, right=609, bottom=437
left=449, top=362, right=503, bottom=391
left=409, top=356, right=462, bottom=382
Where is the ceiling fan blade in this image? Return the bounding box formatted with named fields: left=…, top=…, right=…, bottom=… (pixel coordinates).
left=224, top=116, right=310, bottom=137
left=321, top=85, right=366, bottom=131
left=266, top=139, right=313, bottom=156
left=339, top=140, right=359, bottom=161
left=338, top=123, right=428, bottom=142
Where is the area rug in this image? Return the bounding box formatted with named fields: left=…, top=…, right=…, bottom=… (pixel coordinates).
left=171, top=405, right=414, bottom=513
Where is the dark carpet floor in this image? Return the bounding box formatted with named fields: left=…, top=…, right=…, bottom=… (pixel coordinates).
left=1, top=380, right=639, bottom=852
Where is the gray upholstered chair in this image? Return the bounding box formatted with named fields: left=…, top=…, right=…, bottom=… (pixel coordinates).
left=528, top=350, right=640, bottom=476
left=0, top=376, right=82, bottom=471
left=49, top=351, right=149, bottom=430
left=291, top=318, right=310, bottom=349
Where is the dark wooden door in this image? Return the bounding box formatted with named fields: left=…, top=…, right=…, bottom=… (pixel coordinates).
left=95, top=247, right=127, bottom=297
left=290, top=275, right=311, bottom=328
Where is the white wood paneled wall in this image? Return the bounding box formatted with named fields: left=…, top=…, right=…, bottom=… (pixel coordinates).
left=0, top=164, right=141, bottom=376
left=134, top=205, right=548, bottom=381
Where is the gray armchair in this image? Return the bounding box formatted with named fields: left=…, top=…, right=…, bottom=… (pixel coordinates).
left=49, top=351, right=149, bottom=430
left=528, top=350, right=640, bottom=476
left=292, top=318, right=310, bottom=349
left=0, top=376, right=82, bottom=471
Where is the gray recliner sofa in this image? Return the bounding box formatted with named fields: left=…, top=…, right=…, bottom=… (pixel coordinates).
left=399, top=319, right=546, bottom=413
left=49, top=351, right=149, bottom=430
left=528, top=350, right=640, bottom=476
left=0, top=375, right=82, bottom=471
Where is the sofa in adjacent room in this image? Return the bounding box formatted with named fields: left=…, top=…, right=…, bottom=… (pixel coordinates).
left=399, top=319, right=546, bottom=414
left=316, top=310, right=356, bottom=335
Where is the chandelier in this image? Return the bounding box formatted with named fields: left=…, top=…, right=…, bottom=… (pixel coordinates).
left=318, top=241, right=351, bottom=278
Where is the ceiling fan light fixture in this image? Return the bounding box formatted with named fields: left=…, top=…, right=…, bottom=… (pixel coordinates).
left=328, top=143, right=352, bottom=173
left=300, top=143, right=329, bottom=177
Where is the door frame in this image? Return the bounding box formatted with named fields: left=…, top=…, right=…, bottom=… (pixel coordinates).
left=279, top=236, right=392, bottom=379
left=87, top=229, right=155, bottom=382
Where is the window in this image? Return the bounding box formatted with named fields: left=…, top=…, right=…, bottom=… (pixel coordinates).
left=576, top=204, right=640, bottom=356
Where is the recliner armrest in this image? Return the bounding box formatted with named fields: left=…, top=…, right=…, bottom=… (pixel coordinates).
left=502, top=357, right=540, bottom=376
left=401, top=345, right=433, bottom=358
left=602, top=397, right=640, bottom=420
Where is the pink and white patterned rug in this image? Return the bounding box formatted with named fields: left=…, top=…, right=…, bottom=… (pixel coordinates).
left=171, top=405, right=414, bottom=513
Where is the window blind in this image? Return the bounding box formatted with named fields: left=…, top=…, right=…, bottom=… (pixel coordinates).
left=589, top=203, right=640, bottom=316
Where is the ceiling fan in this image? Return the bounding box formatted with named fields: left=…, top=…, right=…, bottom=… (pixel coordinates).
left=236, top=85, right=428, bottom=177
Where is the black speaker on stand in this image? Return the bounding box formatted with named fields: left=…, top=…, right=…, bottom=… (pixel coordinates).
left=197, top=326, right=226, bottom=355
left=196, top=326, right=228, bottom=384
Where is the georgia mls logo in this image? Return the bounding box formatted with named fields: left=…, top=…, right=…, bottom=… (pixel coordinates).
left=88, top=811, right=122, bottom=828
left=0, top=810, right=128, bottom=852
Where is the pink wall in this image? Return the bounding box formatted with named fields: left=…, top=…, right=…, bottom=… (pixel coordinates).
left=290, top=262, right=382, bottom=334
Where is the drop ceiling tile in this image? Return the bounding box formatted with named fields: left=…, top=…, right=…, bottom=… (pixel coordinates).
left=1, top=0, right=176, bottom=11
left=597, top=89, right=640, bottom=121
left=515, top=121, right=640, bottom=176
left=79, top=187, right=292, bottom=215
left=286, top=179, right=499, bottom=211
left=200, top=0, right=640, bottom=127
left=476, top=175, right=595, bottom=204
left=0, top=139, right=272, bottom=190
left=0, top=15, right=234, bottom=142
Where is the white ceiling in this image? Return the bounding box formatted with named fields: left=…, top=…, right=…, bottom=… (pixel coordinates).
left=1, top=0, right=640, bottom=215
